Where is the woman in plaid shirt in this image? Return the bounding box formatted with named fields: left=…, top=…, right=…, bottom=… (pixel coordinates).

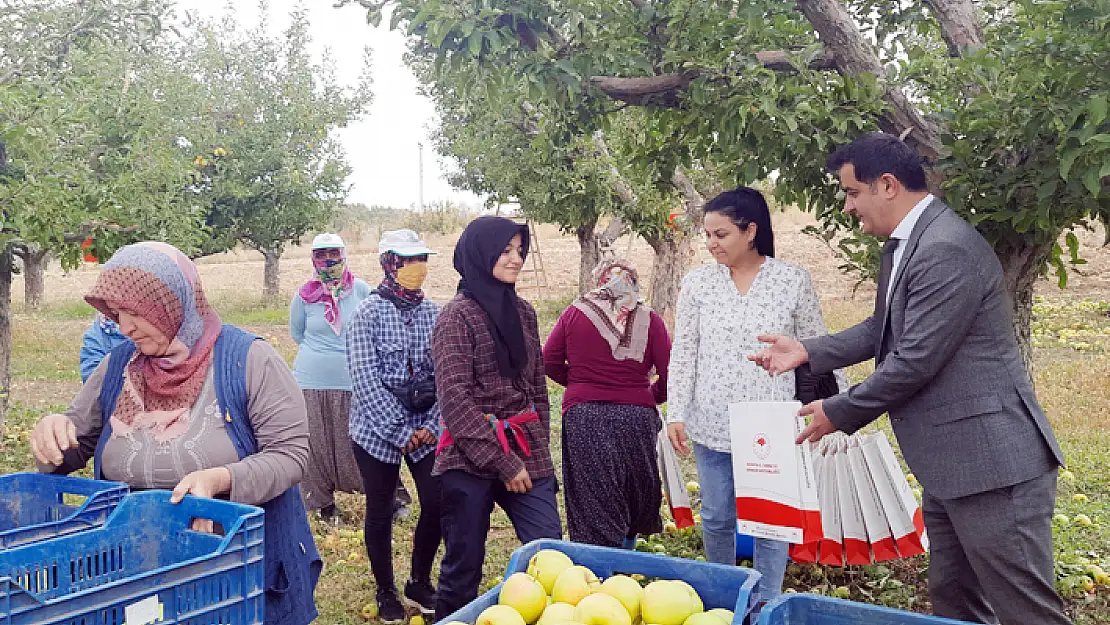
left=431, top=216, right=562, bottom=620
left=347, top=230, right=443, bottom=623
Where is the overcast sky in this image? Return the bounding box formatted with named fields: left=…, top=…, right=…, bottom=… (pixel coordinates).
left=173, top=0, right=485, bottom=210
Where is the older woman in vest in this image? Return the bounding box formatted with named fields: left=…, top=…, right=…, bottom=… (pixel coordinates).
left=29, top=242, right=321, bottom=625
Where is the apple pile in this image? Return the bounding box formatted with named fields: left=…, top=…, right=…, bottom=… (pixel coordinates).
left=443, top=550, right=736, bottom=625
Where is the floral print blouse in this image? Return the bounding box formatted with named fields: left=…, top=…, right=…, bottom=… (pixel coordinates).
left=667, top=258, right=848, bottom=453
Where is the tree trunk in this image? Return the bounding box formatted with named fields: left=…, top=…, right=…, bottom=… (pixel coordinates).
left=995, top=239, right=1054, bottom=380
left=0, top=247, right=12, bottom=429
left=575, top=217, right=601, bottom=296
left=644, top=233, right=695, bottom=330
left=23, top=246, right=48, bottom=311
left=262, top=248, right=282, bottom=301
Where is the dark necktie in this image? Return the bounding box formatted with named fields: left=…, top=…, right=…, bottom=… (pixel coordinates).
left=874, top=238, right=901, bottom=358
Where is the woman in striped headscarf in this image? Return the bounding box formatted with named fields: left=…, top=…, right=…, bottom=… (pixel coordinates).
left=29, top=241, right=321, bottom=625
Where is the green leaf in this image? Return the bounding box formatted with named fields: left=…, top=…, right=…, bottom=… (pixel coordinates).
left=468, top=33, right=483, bottom=56
left=1085, top=134, right=1110, bottom=145
left=1037, top=179, right=1057, bottom=201
left=1083, top=168, right=1102, bottom=196
left=1059, top=149, right=1080, bottom=181
left=784, top=115, right=798, bottom=132
left=1089, top=95, right=1108, bottom=128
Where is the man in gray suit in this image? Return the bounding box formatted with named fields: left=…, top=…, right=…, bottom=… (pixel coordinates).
left=751, top=133, right=1071, bottom=625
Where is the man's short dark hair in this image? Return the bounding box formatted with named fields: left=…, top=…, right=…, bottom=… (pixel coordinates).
left=826, top=132, right=929, bottom=192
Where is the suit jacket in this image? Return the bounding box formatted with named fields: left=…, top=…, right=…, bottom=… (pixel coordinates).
left=802, top=198, right=1064, bottom=499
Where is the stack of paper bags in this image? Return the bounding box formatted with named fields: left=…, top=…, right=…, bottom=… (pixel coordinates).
left=730, top=398, right=927, bottom=564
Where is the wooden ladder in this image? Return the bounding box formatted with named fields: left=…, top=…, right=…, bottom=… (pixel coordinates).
left=520, top=220, right=549, bottom=299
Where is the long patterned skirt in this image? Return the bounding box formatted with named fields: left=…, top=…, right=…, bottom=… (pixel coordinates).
left=562, top=401, right=664, bottom=547
left=301, top=389, right=366, bottom=510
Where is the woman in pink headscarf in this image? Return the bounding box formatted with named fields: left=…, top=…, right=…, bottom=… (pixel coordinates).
left=289, top=233, right=376, bottom=521
left=30, top=241, right=320, bottom=625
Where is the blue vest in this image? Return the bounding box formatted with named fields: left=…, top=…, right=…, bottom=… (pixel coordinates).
left=95, top=325, right=322, bottom=625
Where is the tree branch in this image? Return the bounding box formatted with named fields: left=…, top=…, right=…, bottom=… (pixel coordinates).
left=671, top=166, right=705, bottom=231
left=795, top=0, right=944, bottom=162
left=61, top=221, right=139, bottom=244
left=922, top=0, right=984, bottom=57
left=587, top=51, right=834, bottom=107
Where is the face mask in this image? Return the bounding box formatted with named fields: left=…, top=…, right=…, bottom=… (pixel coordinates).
left=315, top=258, right=346, bottom=284
left=396, top=261, right=429, bottom=290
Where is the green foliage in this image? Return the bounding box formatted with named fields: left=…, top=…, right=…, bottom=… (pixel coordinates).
left=353, top=0, right=1109, bottom=293
left=0, top=0, right=202, bottom=268
left=173, top=7, right=374, bottom=257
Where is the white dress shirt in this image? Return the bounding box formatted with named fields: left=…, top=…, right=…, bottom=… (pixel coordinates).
left=886, top=194, right=934, bottom=303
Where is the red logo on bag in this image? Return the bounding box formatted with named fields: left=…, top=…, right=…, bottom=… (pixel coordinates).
left=753, top=433, right=771, bottom=459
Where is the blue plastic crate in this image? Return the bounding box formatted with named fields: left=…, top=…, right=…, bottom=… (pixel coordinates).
left=0, top=490, right=264, bottom=625
left=0, top=473, right=129, bottom=550
left=442, top=539, right=762, bottom=625
left=756, top=595, right=977, bottom=624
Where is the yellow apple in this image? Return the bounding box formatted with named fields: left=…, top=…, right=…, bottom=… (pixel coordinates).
left=686, top=481, right=700, bottom=495
left=1075, top=514, right=1094, bottom=527
left=832, top=586, right=851, bottom=599
left=682, top=613, right=721, bottom=625
left=552, top=566, right=601, bottom=606
left=359, top=602, right=378, bottom=621
left=411, top=616, right=425, bottom=625
left=641, top=581, right=699, bottom=625
left=537, top=603, right=578, bottom=625
left=501, top=573, right=549, bottom=624
left=600, top=575, right=644, bottom=620
left=528, top=550, right=576, bottom=594
left=671, top=581, right=704, bottom=613
left=477, top=605, right=528, bottom=625
left=1080, top=576, right=1096, bottom=593
left=574, top=592, right=632, bottom=625
left=1059, top=470, right=1076, bottom=482
left=1074, top=493, right=1089, bottom=503
left=664, top=521, right=678, bottom=533
left=705, top=608, right=734, bottom=625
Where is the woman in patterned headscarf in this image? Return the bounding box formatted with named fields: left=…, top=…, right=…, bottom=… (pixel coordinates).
left=30, top=241, right=321, bottom=625
left=346, top=229, right=442, bottom=624
left=289, top=233, right=379, bottom=522
left=543, top=259, right=672, bottom=547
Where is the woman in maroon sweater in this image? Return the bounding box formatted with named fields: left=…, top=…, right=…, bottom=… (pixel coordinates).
left=543, top=259, right=672, bottom=547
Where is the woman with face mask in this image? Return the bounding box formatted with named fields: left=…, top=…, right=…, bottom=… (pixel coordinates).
left=346, top=229, right=442, bottom=624
left=289, top=233, right=379, bottom=523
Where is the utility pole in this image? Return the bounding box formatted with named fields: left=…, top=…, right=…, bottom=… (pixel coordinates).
left=417, top=141, right=424, bottom=211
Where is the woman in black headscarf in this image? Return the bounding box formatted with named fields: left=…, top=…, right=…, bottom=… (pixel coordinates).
left=430, top=216, right=562, bottom=620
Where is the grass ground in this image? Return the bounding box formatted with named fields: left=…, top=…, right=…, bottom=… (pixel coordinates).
left=1, top=292, right=1108, bottom=624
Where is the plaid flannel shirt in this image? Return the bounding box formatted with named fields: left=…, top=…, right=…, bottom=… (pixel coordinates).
left=431, top=294, right=554, bottom=482
left=347, top=293, right=441, bottom=465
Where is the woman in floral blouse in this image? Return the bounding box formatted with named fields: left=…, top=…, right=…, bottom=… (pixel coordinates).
left=431, top=216, right=562, bottom=620
left=667, top=187, right=845, bottom=608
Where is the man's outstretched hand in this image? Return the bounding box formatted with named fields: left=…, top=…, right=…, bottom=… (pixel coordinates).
left=749, top=334, right=809, bottom=375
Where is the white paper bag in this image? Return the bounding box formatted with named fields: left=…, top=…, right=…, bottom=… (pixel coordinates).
left=814, top=437, right=844, bottom=566
left=860, top=432, right=928, bottom=556
left=833, top=438, right=871, bottom=564
left=791, top=414, right=822, bottom=559
left=730, top=398, right=808, bottom=543
left=657, top=426, right=695, bottom=529
left=846, top=436, right=899, bottom=561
